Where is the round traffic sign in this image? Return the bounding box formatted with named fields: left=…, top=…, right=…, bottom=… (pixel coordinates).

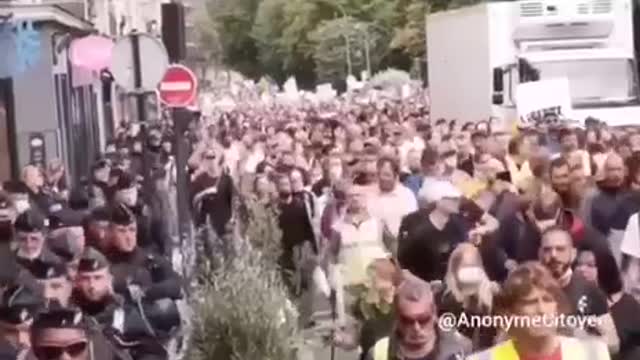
left=158, top=65, right=198, bottom=108
left=109, top=34, right=169, bottom=91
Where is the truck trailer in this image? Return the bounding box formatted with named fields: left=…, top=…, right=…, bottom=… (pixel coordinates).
left=426, top=0, right=640, bottom=126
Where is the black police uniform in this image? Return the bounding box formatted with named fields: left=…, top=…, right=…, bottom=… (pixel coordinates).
left=111, top=173, right=161, bottom=254
left=106, top=206, right=181, bottom=302
left=72, top=247, right=123, bottom=327
left=13, top=211, right=60, bottom=275
left=0, top=285, right=43, bottom=359
left=30, top=307, right=131, bottom=360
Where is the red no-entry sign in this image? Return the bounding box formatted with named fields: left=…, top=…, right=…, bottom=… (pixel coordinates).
left=158, top=64, right=198, bottom=108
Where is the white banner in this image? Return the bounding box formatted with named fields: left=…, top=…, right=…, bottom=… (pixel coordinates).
left=516, top=78, right=573, bottom=123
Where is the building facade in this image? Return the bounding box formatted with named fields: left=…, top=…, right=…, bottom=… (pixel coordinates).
left=0, top=1, right=95, bottom=183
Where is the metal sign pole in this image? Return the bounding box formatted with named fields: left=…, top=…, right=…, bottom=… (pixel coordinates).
left=172, top=108, right=193, bottom=250
left=130, top=32, right=151, bottom=194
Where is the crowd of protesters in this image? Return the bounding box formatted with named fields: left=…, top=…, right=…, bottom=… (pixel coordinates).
left=184, top=88, right=640, bottom=360
left=3, top=85, right=640, bottom=360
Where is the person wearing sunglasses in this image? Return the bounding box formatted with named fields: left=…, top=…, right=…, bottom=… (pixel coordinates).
left=30, top=308, right=90, bottom=360
left=367, top=271, right=470, bottom=360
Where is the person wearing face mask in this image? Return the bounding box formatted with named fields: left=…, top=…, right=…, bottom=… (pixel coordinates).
left=111, top=173, right=157, bottom=254
left=400, top=148, right=424, bottom=198
left=20, top=166, right=53, bottom=217
left=311, top=154, right=344, bottom=216
left=438, top=243, right=499, bottom=351
left=558, top=127, right=591, bottom=177
left=89, top=159, right=111, bottom=210
left=3, top=181, right=33, bottom=216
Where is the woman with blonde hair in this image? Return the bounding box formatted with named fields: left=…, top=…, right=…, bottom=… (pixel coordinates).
left=438, top=242, right=500, bottom=351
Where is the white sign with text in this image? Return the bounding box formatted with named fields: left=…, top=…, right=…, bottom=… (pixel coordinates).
left=516, top=78, right=573, bottom=123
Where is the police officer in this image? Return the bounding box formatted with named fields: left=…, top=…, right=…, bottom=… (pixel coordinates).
left=104, top=205, right=181, bottom=303
left=0, top=285, right=42, bottom=356
left=48, top=206, right=86, bottom=280
left=30, top=307, right=123, bottom=360
left=72, top=248, right=122, bottom=327
left=13, top=210, right=58, bottom=274
left=30, top=260, right=72, bottom=308
left=3, top=181, right=32, bottom=215
left=84, top=207, right=110, bottom=254
left=110, top=173, right=157, bottom=253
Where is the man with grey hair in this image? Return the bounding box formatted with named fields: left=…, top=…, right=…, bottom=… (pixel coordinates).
left=366, top=271, right=470, bottom=360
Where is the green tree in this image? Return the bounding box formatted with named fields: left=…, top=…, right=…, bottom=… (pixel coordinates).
left=202, top=0, right=263, bottom=79
left=198, top=0, right=447, bottom=86
left=309, top=17, right=389, bottom=83
left=391, top=0, right=427, bottom=59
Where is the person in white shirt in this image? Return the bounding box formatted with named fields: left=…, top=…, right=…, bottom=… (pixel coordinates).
left=368, top=157, right=418, bottom=238
left=330, top=183, right=391, bottom=287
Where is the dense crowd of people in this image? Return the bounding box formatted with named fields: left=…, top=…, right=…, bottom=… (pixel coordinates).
left=2, top=86, right=640, bottom=360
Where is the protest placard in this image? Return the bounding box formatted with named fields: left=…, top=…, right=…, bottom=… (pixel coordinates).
left=516, top=78, right=573, bottom=123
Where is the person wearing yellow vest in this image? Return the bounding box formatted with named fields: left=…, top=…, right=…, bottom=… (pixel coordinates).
left=466, top=262, right=611, bottom=360
left=366, top=271, right=471, bottom=360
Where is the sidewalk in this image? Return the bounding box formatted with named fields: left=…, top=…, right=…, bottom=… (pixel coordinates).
left=298, top=283, right=359, bottom=360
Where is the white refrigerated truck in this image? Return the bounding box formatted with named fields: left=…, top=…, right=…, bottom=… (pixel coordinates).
left=426, top=0, right=640, bottom=127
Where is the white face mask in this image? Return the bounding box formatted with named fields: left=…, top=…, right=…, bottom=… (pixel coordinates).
left=14, top=200, right=30, bottom=214
left=457, top=266, right=484, bottom=286
left=444, top=155, right=457, bottom=169
left=328, top=166, right=343, bottom=181
left=117, top=188, right=138, bottom=207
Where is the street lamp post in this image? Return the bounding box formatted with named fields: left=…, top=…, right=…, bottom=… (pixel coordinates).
left=315, top=0, right=353, bottom=76
left=344, top=29, right=353, bottom=76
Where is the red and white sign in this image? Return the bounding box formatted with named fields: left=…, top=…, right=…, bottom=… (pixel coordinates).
left=158, top=64, right=198, bottom=108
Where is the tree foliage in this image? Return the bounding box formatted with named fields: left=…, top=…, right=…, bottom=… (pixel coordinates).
left=308, top=17, right=389, bottom=83
left=198, top=0, right=483, bottom=87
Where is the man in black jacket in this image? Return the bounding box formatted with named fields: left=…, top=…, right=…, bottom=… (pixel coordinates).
left=398, top=180, right=467, bottom=283
left=72, top=247, right=123, bottom=327
left=104, top=205, right=182, bottom=303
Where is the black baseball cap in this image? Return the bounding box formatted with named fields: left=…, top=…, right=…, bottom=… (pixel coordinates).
left=77, top=247, right=109, bottom=272
left=14, top=210, right=46, bottom=233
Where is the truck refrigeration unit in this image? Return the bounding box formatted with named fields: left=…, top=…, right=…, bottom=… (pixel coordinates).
left=426, top=0, right=640, bottom=126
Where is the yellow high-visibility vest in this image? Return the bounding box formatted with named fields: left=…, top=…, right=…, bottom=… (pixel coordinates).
left=465, top=336, right=610, bottom=360
left=374, top=337, right=390, bottom=360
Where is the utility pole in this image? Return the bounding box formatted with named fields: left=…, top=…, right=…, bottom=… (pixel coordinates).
left=363, top=28, right=371, bottom=78
left=344, top=33, right=352, bottom=76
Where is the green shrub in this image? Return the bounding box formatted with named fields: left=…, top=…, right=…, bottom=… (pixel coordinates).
left=187, top=248, right=303, bottom=360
